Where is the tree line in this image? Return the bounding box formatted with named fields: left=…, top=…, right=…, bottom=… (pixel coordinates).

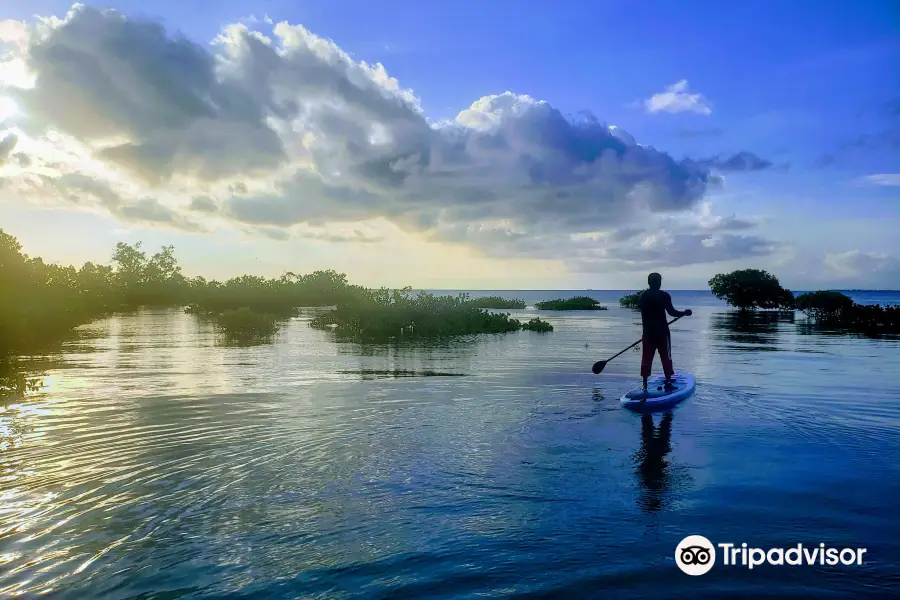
left=0, top=229, right=365, bottom=354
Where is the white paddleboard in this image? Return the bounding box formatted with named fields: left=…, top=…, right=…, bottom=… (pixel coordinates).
left=620, top=372, right=696, bottom=409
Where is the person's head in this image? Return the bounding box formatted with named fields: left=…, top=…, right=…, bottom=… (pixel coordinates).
left=648, top=272, right=662, bottom=290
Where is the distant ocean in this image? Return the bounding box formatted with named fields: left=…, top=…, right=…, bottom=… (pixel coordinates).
left=421, top=289, right=900, bottom=308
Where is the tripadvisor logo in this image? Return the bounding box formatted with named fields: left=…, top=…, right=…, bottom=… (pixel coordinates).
left=675, top=535, right=716, bottom=575
left=675, top=535, right=868, bottom=575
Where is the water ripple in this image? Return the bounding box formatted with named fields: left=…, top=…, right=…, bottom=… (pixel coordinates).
left=1, top=305, right=898, bottom=598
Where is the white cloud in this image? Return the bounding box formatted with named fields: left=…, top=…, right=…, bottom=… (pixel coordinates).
left=824, top=250, right=900, bottom=283
left=644, top=80, right=712, bottom=115
left=857, top=174, right=900, bottom=187
left=695, top=201, right=762, bottom=231
left=0, top=4, right=778, bottom=273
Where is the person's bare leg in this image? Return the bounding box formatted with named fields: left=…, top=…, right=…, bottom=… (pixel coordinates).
left=639, top=339, right=657, bottom=403
left=639, top=338, right=654, bottom=399
left=660, top=333, right=675, bottom=390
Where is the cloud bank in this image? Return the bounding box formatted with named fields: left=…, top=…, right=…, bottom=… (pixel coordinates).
left=0, top=4, right=778, bottom=273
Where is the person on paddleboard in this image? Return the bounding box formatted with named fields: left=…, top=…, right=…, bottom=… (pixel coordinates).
left=638, top=273, right=692, bottom=395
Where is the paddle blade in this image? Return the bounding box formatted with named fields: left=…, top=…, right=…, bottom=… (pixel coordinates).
left=591, top=360, right=607, bottom=374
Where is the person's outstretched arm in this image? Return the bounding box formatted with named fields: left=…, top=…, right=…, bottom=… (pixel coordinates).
left=665, top=293, right=692, bottom=318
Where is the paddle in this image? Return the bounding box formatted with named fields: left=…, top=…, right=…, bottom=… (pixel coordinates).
left=591, top=315, right=683, bottom=374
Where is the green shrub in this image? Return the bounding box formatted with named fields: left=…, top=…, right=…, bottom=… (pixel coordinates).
left=795, top=291, right=855, bottom=323
left=465, top=296, right=526, bottom=309
left=619, top=290, right=646, bottom=309
left=310, top=288, right=523, bottom=340
left=522, top=317, right=553, bottom=332
left=708, top=269, right=795, bottom=311
left=535, top=296, right=607, bottom=311
left=212, top=307, right=282, bottom=339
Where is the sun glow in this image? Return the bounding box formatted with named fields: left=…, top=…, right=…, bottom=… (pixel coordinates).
left=0, top=96, right=19, bottom=123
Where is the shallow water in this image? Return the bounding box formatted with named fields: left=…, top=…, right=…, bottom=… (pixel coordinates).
left=2, top=291, right=899, bottom=598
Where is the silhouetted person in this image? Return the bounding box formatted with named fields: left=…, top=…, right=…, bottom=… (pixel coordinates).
left=638, top=273, right=691, bottom=394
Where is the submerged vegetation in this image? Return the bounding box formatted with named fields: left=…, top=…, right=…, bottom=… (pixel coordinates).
left=619, top=291, right=646, bottom=309
left=464, top=296, right=527, bottom=309
left=708, top=269, right=795, bottom=311
left=535, top=296, right=607, bottom=311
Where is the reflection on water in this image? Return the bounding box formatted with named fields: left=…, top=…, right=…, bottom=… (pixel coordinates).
left=1, top=304, right=899, bottom=598
left=337, top=369, right=467, bottom=379
left=634, top=412, right=673, bottom=512
left=631, top=412, right=694, bottom=514
left=709, top=311, right=795, bottom=352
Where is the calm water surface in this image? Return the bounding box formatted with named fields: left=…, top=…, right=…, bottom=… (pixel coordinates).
left=2, top=291, right=899, bottom=598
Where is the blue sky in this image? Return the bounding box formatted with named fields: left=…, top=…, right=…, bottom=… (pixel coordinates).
left=0, top=1, right=898, bottom=289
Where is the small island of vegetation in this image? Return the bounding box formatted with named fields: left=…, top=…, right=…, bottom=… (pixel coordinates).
left=534, top=296, right=607, bottom=311
left=211, top=307, right=284, bottom=344
left=464, top=296, right=527, bottom=309
left=522, top=317, right=554, bottom=332
left=309, top=288, right=552, bottom=341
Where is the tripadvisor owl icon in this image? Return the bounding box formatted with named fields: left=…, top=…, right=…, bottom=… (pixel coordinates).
left=676, top=535, right=716, bottom=575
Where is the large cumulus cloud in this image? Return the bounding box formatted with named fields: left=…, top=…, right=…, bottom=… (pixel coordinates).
left=0, top=4, right=778, bottom=271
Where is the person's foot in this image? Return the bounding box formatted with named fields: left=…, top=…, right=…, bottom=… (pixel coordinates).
left=664, top=380, right=676, bottom=391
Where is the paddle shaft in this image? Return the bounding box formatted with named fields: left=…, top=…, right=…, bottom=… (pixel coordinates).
left=592, top=315, right=683, bottom=373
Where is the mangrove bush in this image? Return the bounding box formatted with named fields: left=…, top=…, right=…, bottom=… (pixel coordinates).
left=212, top=307, right=283, bottom=342
left=708, top=269, right=795, bottom=311
left=522, top=317, right=554, bottom=332
left=535, top=296, right=607, bottom=311
left=796, top=291, right=899, bottom=334
left=619, top=291, right=646, bottom=309
left=795, top=291, right=855, bottom=324
left=465, top=296, right=527, bottom=309
left=309, top=288, right=551, bottom=341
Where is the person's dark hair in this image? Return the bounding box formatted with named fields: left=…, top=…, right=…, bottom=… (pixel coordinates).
left=648, top=272, right=662, bottom=289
